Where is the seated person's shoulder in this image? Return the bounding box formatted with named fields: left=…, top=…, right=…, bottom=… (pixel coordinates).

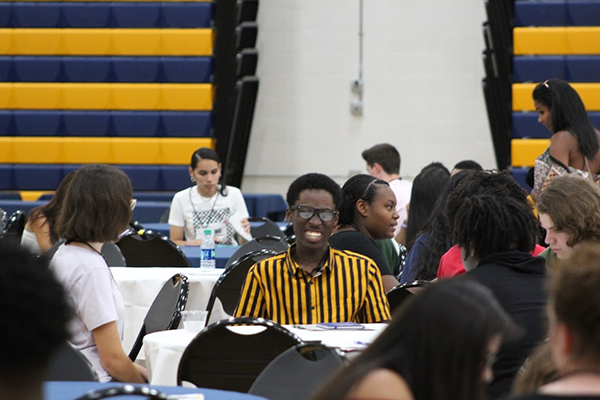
left=346, top=368, right=413, bottom=400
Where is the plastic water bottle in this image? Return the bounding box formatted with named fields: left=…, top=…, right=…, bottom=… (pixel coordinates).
left=200, top=229, right=216, bottom=269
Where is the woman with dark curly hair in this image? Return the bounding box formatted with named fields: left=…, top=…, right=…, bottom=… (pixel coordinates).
left=531, top=79, right=600, bottom=201
left=536, top=174, right=600, bottom=267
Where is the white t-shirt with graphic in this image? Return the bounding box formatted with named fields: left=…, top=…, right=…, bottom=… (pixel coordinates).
left=169, top=185, right=252, bottom=245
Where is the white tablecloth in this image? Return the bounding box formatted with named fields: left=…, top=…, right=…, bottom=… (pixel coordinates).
left=111, top=267, right=225, bottom=357
left=143, top=323, right=388, bottom=386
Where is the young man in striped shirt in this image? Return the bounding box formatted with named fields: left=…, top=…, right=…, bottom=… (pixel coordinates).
left=234, top=173, right=391, bottom=324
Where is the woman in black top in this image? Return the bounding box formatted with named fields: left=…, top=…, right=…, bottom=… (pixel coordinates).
left=329, top=174, right=399, bottom=292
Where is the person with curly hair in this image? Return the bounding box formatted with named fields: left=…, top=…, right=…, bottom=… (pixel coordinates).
left=536, top=174, right=600, bottom=267
left=453, top=195, right=547, bottom=398
left=0, top=243, right=70, bottom=400
left=506, top=243, right=600, bottom=399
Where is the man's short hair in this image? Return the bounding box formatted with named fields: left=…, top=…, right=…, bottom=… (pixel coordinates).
left=286, top=173, right=342, bottom=209
left=0, top=243, right=70, bottom=381
left=452, top=160, right=483, bottom=172
left=361, top=143, right=400, bottom=175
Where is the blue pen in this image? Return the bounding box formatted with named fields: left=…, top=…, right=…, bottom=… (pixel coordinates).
left=354, top=341, right=370, bottom=346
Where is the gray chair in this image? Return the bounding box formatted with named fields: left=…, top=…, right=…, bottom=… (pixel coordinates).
left=249, top=343, right=347, bottom=400
left=0, top=210, right=25, bottom=246
left=248, top=217, right=284, bottom=239
left=117, top=231, right=190, bottom=267
left=177, top=317, right=303, bottom=393
left=128, top=274, right=189, bottom=361
left=46, top=342, right=98, bottom=382
left=386, top=280, right=429, bottom=315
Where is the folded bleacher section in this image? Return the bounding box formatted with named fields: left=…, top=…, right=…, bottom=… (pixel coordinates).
left=510, top=0, right=600, bottom=188
left=0, top=0, right=215, bottom=198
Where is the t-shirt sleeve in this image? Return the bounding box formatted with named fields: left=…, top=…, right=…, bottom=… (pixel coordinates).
left=168, top=192, right=185, bottom=227
left=72, top=267, right=119, bottom=331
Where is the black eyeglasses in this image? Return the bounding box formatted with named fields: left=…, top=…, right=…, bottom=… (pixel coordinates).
left=290, top=205, right=338, bottom=222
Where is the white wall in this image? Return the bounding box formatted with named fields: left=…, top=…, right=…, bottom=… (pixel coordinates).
left=241, top=0, right=495, bottom=196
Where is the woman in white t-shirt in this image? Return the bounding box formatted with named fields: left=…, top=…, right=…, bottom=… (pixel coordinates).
left=169, top=147, right=252, bottom=246
left=50, top=164, right=146, bottom=383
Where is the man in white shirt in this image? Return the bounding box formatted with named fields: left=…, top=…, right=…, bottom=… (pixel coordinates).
left=362, top=143, right=412, bottom=236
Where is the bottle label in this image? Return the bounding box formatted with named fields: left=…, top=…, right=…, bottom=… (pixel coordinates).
left=201, top=248, right=215, bottom=261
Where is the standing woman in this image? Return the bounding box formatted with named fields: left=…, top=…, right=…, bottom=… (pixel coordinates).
left=21, top=170, right=76, bottom=254
left=329, top=174, right=400, bottom=292
left=531, top=79, right=600, bottom=201
left=169, top=147, right=251, bottom=246
left=50, top=164, right=146, bottom=383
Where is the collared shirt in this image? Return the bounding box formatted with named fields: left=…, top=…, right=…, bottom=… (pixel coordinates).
left=234, top=244, right=391, bottom=324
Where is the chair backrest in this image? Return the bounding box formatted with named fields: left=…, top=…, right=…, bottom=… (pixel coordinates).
left=386, top=280, right=429, bottom=315
left=249, top=343, right=347, bottom=400
left=128, top=274, right=189, bottom=361
left=177, top=317, right=303, bottom=392
left=0, top=210, right=26, bottom=246
left=46, top=342, right=98, bottom=382
left=205, top=249, right=279, bottom=323
left=101, top=243, right=127, bottom=267
left=0, top=209, right=7, bottom=232
left=116, top=231, right=190, bottom=267
left=73, top=385, right=170, bottom=400
left=248, top=217, right=284, bottom=239
left=223, top=235, right=288, bottom=269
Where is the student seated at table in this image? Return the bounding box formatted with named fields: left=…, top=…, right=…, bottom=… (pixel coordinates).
left=169, top=147, right=252, bottom=246
left=234, top=173, right=391, bottom=324
left=20, top=170, right=76, bottom=254
left=50, top=164, right=147, bottom=383
left=454, top=195, right=547, bottom=398
left=507, top=243, right=600, bottom=399
left=329, top=174, right=400, bottom=292
left=0, top=243, right=70, bottom=400
left=312, top=278, right=519, bottom=400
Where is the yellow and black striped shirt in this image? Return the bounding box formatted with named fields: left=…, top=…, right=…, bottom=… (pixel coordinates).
left=234, top=244, right=391, bottom=324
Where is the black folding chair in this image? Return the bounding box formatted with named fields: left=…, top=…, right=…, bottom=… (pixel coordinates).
left=224, top=235, right=288, bottom=269
left=386, top=280, right=429, bottom=315
left=205, top=249, right=279, bottom=324
left=46, top=342, right=98, bottom=382
left=128, top=274, right=189, bottom=361
left=177, top=317, right=303, bottom=393
left=248, top=216, right=284, bottom=239
left=249, top=343, right=347, bottom=400
left=0, top=210, right=25, bottom=246
left=116, top=231, right=190, bottom=267
left=73, top=385, right=169, bottom=400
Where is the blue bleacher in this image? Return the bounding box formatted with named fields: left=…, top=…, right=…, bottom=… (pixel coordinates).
left=510, top=167, right=530, bottom=191
left=0, top=165, right=191, bottom=191
left=514, top=56, right=600, bottom=83
left=513, top=112, right=600, bottom=138
left=0, top=57, right=212, bottom=83
left=514, top=1, right=600, bottom=27
left=1, top=110, right=212, bottom=137
left=1, top=2, right=212, bottom=28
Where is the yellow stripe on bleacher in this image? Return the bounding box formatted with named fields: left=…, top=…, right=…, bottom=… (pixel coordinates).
left=0, top=83, right=212, bottom=110
left=514, top=27, right=600, bottom=55
left=0, top=29, right=213, bottom=56
left=513, top=83, right=600, bottom=111
left=0, top=137, right=215, bottom=164
left=512, top=139, right=550, bottom=167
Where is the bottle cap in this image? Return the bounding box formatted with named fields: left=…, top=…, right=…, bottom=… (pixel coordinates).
left=204, top=229, right=211, bottom=235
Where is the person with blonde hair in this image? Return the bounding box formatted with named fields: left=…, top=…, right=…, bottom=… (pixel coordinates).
left=507, top=243, right=600, bottom=399
left=536, top=174, right=600, bottom=266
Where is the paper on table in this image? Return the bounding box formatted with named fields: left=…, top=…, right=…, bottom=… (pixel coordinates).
left=167, top=394, right=204, bottom=400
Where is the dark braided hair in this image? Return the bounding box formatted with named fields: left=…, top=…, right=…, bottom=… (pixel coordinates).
left=444, top=170, right=529, bottom=236
left=452, top=195, right=538, bottom=261
left=338, top=174, right=389, bottom=226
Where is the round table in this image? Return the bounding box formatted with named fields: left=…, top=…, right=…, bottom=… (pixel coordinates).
left=143, top=324, right=388, bottom=386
